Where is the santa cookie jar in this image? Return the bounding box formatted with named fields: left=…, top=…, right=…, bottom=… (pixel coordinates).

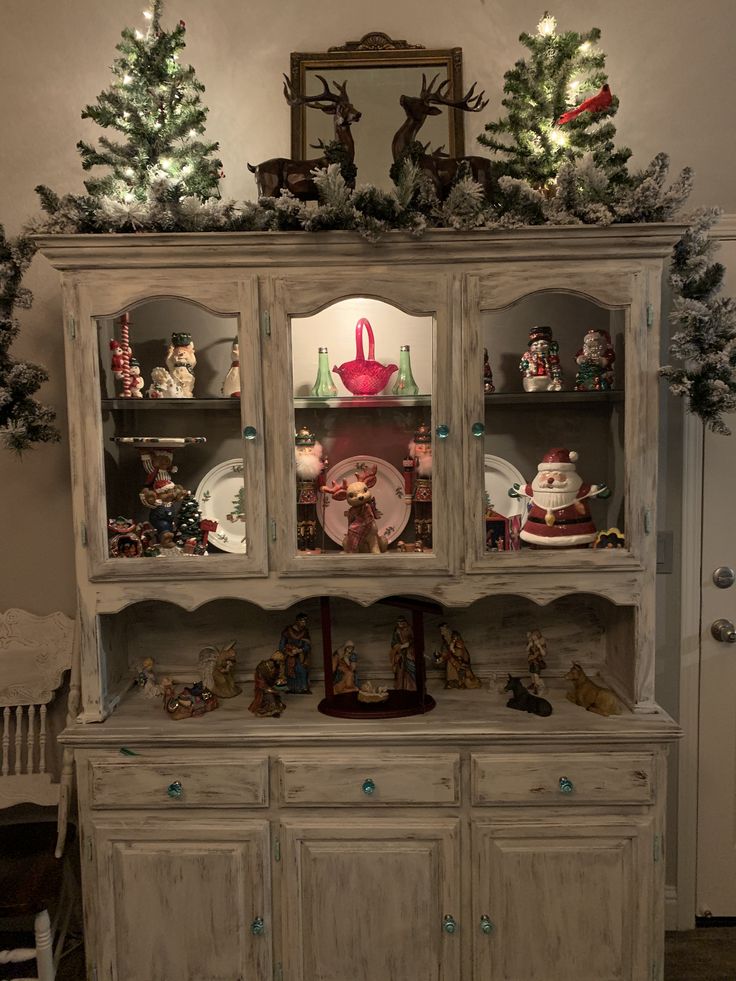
left=510, top=448, right=611, bottom=548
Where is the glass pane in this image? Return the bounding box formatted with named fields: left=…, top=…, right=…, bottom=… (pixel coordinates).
left=98, top=299, right=246, bottom=558
left=480, top=293, right=625, bottom=553
left=291, top=297, right=435, bottom=557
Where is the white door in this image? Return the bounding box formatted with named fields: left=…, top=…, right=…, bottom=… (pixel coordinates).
left=697, top=415, right=736, bottom=916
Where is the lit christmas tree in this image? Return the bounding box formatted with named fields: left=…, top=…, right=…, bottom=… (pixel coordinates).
left=478, top=12, right=630, bottom=191
left=77, top=0, right=222, bottom=205
left=0, top=227, right=60, bottom=454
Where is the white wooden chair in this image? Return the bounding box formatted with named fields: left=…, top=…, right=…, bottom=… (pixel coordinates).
left=0, top=608, right=77, bottom=981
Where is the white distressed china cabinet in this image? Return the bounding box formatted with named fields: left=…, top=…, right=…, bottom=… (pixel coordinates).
left=39, top=226, right=681, bottom=981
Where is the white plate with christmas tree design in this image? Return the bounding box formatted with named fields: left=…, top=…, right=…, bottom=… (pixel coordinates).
left=195, top=459, right=246, bottom=554
left=484, top=454, right=528, bottom=523
left=317, top=455, right=411, bottom=546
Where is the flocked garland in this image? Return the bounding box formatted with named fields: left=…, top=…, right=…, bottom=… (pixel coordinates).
left=18, top=6, right=736, bottom=433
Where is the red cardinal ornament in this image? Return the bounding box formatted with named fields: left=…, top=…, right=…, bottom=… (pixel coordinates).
left=557, top=83, right=613, bottom=126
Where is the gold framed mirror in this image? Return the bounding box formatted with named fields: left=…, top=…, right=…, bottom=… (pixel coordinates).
left=289, top=33, right=466, bottom=190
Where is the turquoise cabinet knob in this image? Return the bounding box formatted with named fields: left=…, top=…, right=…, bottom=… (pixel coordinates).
left=250, top=917, right=265, bottom=936
left=242, top=426, right=257, bottom=440
left=559, top=776, right=574, bottom=795
left=480, top=915, right=494, bottom=934
left=443, top=914, right=457, bottom=934
left=471, top=422, right=485, bottom=437
left=362, top=777, right=376, bottom=796
left=435, top=424, right=450, bottom=440
left=167, top=780, right=183, bottom=800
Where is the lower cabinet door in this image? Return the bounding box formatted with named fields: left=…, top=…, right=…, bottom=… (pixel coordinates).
left=472, top=817, right=655, bottom=981
left=280, top=817, right=462, bottom=981
left=91, top=817, right=271, bottom=981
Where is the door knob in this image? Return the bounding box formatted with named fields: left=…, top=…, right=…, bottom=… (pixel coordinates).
left=711, top=619, right=736, bottom=643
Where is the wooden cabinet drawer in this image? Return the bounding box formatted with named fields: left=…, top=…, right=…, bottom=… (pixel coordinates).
left=88, top=755, right=268, bottom=808
left=277, top=753, right=460, bottom=806
left=471, top=752, right=654, bottom=806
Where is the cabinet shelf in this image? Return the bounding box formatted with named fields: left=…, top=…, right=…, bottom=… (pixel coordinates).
left=102, top=398, right=240, bottom=411
left=294, top=395, right=432, bottom=409
left=485, top=391, right=624, bottom=406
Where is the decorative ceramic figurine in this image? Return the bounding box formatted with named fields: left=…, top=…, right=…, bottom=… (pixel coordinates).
left=593, top=527, right=625, bottom=549
left=107, top=516, right=144, bottom=558
left=483, top=347, right=495, bottom=394
left=110, top=312, right=134, bottom=398
left=139, top=477, right=189, bottom=549
left=134, top=657, right=167, bottom=698
left=165, top=332, right=196, bottom=398
left=484, top=500, right=509, bottom=551
left=564, top=662, right=621, bottom=717
left=519, top=325, right=563, bottom=392
left=163, top=680, right=219, bottom=720
left=278, top=612, right=312, bottom=693
left=332, top=641, right=359, bottom=694
left=389, top=615, right=416, bottom=691
left=295, top=426, right=326, bottom=552
left=221, top=337, right=241, bottom=398
left=434, top=623, right=482, bottom=689
left=526, top=629, right=548, bottom=694
left=503, top=674, right=553, bottom=716
left=404, top=423, right=432, bottom=548
left=148, top=366, right=182, bottom=399
left=574, top=329, right=615, bottom=391
left=198, top=641, right=241, bottom=698
left=509, top=448, right=610, bottom=548
left=357, top=681, right=389, bottom=704
left=248, top=653, right=287, bottom=717
left=128, top=357, right=144, bottom=398
left=321, top=464, right=388, bottom=554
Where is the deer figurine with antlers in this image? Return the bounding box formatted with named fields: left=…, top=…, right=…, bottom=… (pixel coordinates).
left=247, top=74, right=361, bottom=200
left=321, top=464, right=388, bottom=554
left=391, top=73, right=494, bottom=201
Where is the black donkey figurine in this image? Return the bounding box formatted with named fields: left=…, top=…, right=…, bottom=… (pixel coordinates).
left=503, top=673, right=553, bottom=717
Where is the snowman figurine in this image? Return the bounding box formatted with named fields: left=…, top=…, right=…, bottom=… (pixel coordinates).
left=509, top=448, right=610, bottom=548
left=519, top=325, right=563, bottom=392
left=221, top=337, right=241, bottom=399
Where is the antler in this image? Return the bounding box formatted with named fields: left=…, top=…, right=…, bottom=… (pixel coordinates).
left=282, top=73, right=349, bottom=112
left=355, top=464, right=378, bottom=488
left=321, top=478, right=349, bottom=498
left=424, top=78, right=489, bottom=113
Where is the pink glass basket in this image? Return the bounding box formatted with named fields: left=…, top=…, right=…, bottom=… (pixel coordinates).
left=332, top=319, right=398, bottom=395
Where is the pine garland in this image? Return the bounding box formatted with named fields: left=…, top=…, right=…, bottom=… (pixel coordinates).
left=661, top=210, right=736, bottom=434
left=0, top=227, right=60, bottom=454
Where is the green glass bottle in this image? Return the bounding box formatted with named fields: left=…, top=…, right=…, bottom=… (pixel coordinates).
left=391, top=345, right=419, bottom=396
left=310, top=347, right=338, bottom=397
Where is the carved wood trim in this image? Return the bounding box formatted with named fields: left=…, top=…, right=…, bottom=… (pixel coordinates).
left=0, top=609, right=74, bottom=706
left=328, top=33, right=425, bottom=52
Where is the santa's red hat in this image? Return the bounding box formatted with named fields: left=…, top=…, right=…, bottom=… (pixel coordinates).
left=538, top=448, right=579, bottom=471
left=153, top=477, right=175, bottom=494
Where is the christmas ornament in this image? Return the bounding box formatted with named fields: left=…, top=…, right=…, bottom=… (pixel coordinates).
left=509, top=448, right=610, bottom=547
left=574, top=329, right=615, bottom=391
left=557, top=84, right=613, bottom=126
left=519, top=325, right=563, bottom=392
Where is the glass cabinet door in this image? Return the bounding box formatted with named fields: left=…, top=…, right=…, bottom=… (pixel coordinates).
left=268, top=272, right=458, bottom=575
left=464, top=267, right=648, bottom=572
left=81, top=278, right=267, bottom=578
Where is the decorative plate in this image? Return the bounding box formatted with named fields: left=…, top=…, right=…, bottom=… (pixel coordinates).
left=111, top=436, right=207, bottom=446
left=317, top=455, right=410, bottom=546
left=484, top=454, right=528, bottom=524
left=195, top=459, right=247, bottom=554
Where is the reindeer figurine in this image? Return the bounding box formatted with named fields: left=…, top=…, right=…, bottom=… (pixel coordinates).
left=321, top=464, right=388, bottom=554
left=391, top=73, right=493, bottom=200
left=248, top=74, right=361, bottom=199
